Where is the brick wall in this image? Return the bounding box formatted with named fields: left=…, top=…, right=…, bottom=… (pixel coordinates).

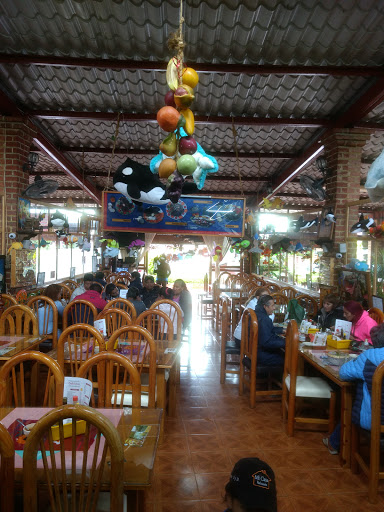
left=0, top=117, right=37, bottom=287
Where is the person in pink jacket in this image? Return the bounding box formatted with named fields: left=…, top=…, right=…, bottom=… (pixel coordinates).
left=343, top=300, right=377, bottom=344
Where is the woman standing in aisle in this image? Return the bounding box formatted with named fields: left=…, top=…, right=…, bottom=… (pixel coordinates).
left=173, top=279, right=192, bottom=331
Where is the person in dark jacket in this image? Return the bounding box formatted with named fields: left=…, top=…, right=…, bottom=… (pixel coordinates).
left=141, top=275, right=160, bottom=307
left=128, top=271, right=143, bottom=294
left=254, top=295, right=285, bottom=367
left=318, top=293, right=344, bottom=331
left=127, top=286, right=147, bottom=316
left=94, top=271, right=107, bottom=287
left=173, top=279, right=192, bottom=330
left=323, top=323, right=384, bottom=455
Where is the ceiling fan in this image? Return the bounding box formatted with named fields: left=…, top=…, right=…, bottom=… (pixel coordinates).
left=299, top=175, right=327, bottom=202
left=23, top=175, right=59, bottom=199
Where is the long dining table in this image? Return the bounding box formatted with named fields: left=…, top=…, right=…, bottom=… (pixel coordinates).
left=0, top=334, right=44, bottom=361
left=0, top=405, right=162, bottom=509
left=299, top=345, right=356, bottom=468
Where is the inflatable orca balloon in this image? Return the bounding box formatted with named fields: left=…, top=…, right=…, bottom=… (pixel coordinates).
left=365, top=148, right=384, bottom=202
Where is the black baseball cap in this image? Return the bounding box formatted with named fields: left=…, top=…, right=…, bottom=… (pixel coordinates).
left=225, top=458, right=277, bottom=512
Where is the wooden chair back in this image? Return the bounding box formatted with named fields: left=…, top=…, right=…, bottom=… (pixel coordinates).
left=220, top=298, right=240, bottom=383
left=58, top=283, right=72, bottom=302
left=96, top=308, right=132, bottom=337
left=0, top=304, right=38, bottom=335
left=369, top=307, right=384, bottom=325
left=107, top=326, right=156, bottom=408
left=250, top=275, right=265, bottom=287
left=23, top=404, right=124, bottom=512
left=106, top=298, right=137, bottom=322
left=282, top=319, right=299, bottom=396
left=0, top=351, right=64, bottom=407
left=271, top=293, right=289, bottom=323
left=150, top=299, right=183, bottom=341
left=0, top=423, right=14, bottom=512
left=115, top=282, right=128, bottom=290
left=103, top=270, right=112, bottom=278
left=77, top=352, right=142, bottom=408
left=218, top=271, right=232, bottom=290
left=280, top=286, right=297, bottom=300
left=296, top=294, right=319, bottom=319
left=136, top=309, right=174, bottom=342
left=264, top=282, right=281, bottom=294
left=0, top=293, right=17, bottom=310
left=27, top=295, right=59, bottom=348
left=62, top=279, right=78, bottom=293
left=62, top=299, right=98, bottom=330
left=230, top=276, right=247, bottom=292
left=106, top=272, right=118, bottom=284
left=57, top=324, right=105, bottom=376
left=114, top=271, right=132, bottom=285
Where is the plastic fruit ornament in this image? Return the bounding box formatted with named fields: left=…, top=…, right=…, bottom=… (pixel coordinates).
left=174, top=84, right=195, bottom=108
left=179, top=136, right=198, bottom=155
left=158, top=158, right=177, bottom=178
left=159, top=133, right=177, bottom=156
left=182, top=67, right=199, bottom=88
left=164, top=90, right=176, bottom=108
left=166, top=58, right=179, bottom=91
left=177, top=154, right=197, bottom=175
left=157, top=106, right=185, bottom=132
left=179, top=109, right=194, bottom=135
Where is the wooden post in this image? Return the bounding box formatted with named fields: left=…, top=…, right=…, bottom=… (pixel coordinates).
left=373, top=239, right=378, bottom=296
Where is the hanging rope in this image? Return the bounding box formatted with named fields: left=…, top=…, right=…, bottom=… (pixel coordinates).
left=104, top=112, right=121, bottom=191
left=232, top=117, right=244, bottom=198
left=167, top=0, right=185, bottom=86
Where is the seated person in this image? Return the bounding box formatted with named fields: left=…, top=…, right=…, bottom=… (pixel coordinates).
left=173, top=279, right=192, bottom=331
left=128, top=271, right=143, bottom=294
left=233, top=287, right=270, bottom=348
left=157, top=287, right=182, bottom=339
left=323, top=323, right=384, bottom=455
left=69, top=273, right=94, bottom=302
left=104, top=283, right=120, bottom=301
left=343, top=300, right=377, bottom=344
left=75, top=282, right=107, bottom=313
left=318, top=293, right=344, bottom=331
left=224, top=457, right=277, bottom=512
left=127, top=286, right=147, bottom=316
left=142, top=275, right=160, bottom=308
left=93, top=271, right=107, bottom=287
left=253, top=295, right=285, bottom=367
left=38, top=283, right=65, bottom=338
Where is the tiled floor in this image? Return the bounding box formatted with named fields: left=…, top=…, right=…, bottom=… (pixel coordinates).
left=144, top=313, right=384, bottom=511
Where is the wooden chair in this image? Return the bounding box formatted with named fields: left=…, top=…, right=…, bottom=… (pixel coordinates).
left=27, top=295, right=59, bottom=348
left=136, top=309, right=174, bottom=342
left=368, top=307, right=384, bottom=325
left=150, top=299, right=183, bottom=342
left=280, top=286, right=297, bottom=300
left=57, top=325, right=106, bottom=376
left=271, top=293, right=289, bottom=323
left=62, top=279, right=78, bottom=293
left=114, top=271, right=132, bottom=286
left=218, top=271, right=233, bottom=290
left=96, top=308, right=132, bottom=337
left=58, top=283, right=72, bottom=302
left=77, top=352, right=142, bottom=409
left=351, top=360, right=384, bottom=503
left=0, top=304, right=38, bottom=335
left=282, top=320, right=336, bottom=436
left=0, top=351, right=64, bottom=407
left=0, top=293, right=17, bottom=310
left=250, top=275, right=265, bottom=287
left=23, top=404, right=124, bottom=512
left=296, top=294, right=319, bottom=319
left=0, top=422, right=14, bottom=512
left=264, top=282, right=281, bottom=294
left=239, top=309, right=283, bottom=408
left=198, top=273, right=214, bottom=319
left=62, top=299, right=98, bottom=330
left=115, top=282, right=128, bottom=290
left=106, top=272, right=118, bottom=284
left=106, top=298, right=137, bottom=322
left=107, top=326, right=156, bottom=408
left=220, top=299, right=240, bottom=384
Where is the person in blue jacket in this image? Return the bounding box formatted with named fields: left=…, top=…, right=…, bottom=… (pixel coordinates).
left=253, top=295, right=285, bottom=367
left=323, top=323, right=384, bottom=454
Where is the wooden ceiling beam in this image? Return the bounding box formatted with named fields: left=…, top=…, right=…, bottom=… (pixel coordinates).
left=1, top=53, right=383, bottom=77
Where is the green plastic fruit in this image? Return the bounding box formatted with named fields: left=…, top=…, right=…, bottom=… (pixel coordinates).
left=177, top=154, right=197, bottom=175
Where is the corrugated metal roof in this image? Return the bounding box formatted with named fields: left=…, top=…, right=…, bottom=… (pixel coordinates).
left=1, top=0, right=384, bottom=207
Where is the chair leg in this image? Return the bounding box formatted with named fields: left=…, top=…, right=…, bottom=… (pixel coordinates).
left=287, top=391, right=295, bottom=436
left=239, top=363, right=244, bottom=396
left=350, top=424, right=359, bottom=474
left=220, top=355, right=226, bottom=385
left=368, top=430, right=380, bottom=503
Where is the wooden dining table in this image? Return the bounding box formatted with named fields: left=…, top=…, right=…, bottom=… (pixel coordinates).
left=299, top=345, right=356, bottom=468
left=0, top=334, right=44, bottom=361
left=0, top=405, right=162, bottom=509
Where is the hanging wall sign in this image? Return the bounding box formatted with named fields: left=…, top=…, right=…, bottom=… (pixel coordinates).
left=103, top=192, right=245, bottom=237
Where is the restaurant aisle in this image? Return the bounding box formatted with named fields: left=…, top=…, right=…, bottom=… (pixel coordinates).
left=144, top=315, right=384, bottom=511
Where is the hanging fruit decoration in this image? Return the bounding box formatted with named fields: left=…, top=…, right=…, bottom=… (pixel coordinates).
left=152, top=3, right=218, bottom=203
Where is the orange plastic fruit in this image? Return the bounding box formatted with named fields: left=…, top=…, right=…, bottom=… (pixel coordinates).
left=158, top=158, right=177, bottom=179
left=157, top=106, right=181, bottom=132
left=182, top=67, right=199, bottom=88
